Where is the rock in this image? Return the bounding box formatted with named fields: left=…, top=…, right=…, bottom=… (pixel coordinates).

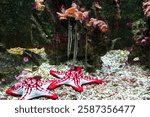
left=100, top=50, right=129, bottom=74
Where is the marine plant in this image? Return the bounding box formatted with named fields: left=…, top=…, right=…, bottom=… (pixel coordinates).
left=56, top=2, right=108, bottom=66
left=128, top=0, right=150, bottom=67
left=57, top=3, right=89, bottom=63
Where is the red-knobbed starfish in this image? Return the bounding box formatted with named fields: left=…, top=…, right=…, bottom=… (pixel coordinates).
left=49, top=66, right=103, bottom=92
left=6, top=76, right=58, bottom=100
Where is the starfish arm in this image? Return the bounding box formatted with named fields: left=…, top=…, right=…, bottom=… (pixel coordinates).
left=71, top=75, right=83, bottom=92
left=49, top=77, right=69, bottom=89
left=42, top=80, right=53, bottom=88
left=37, top=89, right=58, bottom=99
left=49, top=75, right=84, bottom=92
left=6, top=89, right=23, bottom=96
left=49, top=72, right=74, bottom=89
left=80, top=76, right=103, bottom=85
left=20, top=83, right=58, bottom=100
left=49, top=79, right=83, bottom=92
left=6, top=82, right=24, bottom=96
left=37, top=84, right=58, bottom=99
left=19, top=87, right=33, bottom=100
left=50, top=70, right=65, bottom=79
left=69, top=81, right=83, bottom=92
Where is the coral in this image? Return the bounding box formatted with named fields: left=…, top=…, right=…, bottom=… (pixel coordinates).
left=86, top=18, right=108, bottom=33
left=131, top=19, right=150, bottom=46
left=57, top=3, right=89, bottom=22
left=101, top=50, right=129, bottom=74
left=128, top=18, right=150, bottom=67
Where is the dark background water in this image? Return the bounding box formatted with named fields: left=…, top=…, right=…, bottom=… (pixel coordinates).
left=0, top=0, right=32, bottom=48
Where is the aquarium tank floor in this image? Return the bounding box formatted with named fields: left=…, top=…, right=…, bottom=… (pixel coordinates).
left=0, top=49, right=150, bottom=100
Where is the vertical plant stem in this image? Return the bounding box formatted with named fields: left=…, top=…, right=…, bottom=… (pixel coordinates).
left=70, top=24, right=73, bottom=57
left=73, top=23, right=78, bottom=64
left=85, top=31, right=88, bottom=69
left=56, top=33, right=59, bottom=64
left=67, top=19, right=73, bottom=59
left=67, top=20, right=70, bottom=59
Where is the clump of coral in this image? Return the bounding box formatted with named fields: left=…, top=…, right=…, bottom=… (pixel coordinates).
left=127, top=1, right=150, bottom=67
left=86, top=18, right=108, bottom=33
left=131, top=19, right=150, bottom=46
left=57, top=3, right=89, bottom=22
left=55, top=2, right=109, bottom=70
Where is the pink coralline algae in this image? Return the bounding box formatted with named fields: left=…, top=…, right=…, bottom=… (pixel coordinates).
left=49, top=66, right=103, bottom=92
left=86, top=18, right=108, bottom=33
left=6, top=76, right=58, bottom=100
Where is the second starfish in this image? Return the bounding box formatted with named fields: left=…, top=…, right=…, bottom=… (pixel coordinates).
left=49, top=66, right=103, bottom=92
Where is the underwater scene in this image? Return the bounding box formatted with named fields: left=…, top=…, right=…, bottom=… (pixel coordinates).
left=0, top=0, right=150, bottom=100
